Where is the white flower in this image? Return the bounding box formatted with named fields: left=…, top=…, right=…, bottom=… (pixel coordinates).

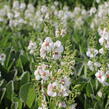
left=99, top=48, right=104, bottom=54
left=40, top=5, right=48, bottom=14
left=98, top=28, right=109, bottom=49
left=97, top=91, right=102, bottom=97
left=94, top=62, right=101, bottom=67
left=106, top=71, right=109, bottom=78
left=0, top=17, right=5, bottom=22
left=54, top=1, right=59, bottom=6
left=27, top=4, right=35, bottom=12
left=59, top=84, right=69, bottom=96
left=38, top=107, right=48, bottom=109
left=96, top=0, right=100, bottom=3
left=44, top=13, right=49, bottom=20
left=52, top=52, right=62, bottom=60
left=86, top=48, right=98, bottom=58
left=99, top=37, right=104, bottom=45
left=7, top=12, right=13, bottom=19
left=34, top=64, right=51, bottom=81
left=3, top=5, right=10, bottom=13
left=90, top=7, right=96, bottom=16
left=34, top=70, right=41, bottom=80
left=40, top=37, right=55, bottom=58
left=38, top=107, right=42, bottom=109
left=20, top=3, right=26, bottom=10
left=95, top=70, right=106, bottom=84
left=87, top=60, right=94, bottom=71
left=47, top=82, right=58, bottom=97
left=60, top=29, right=66, bottom=37
left=13, top=1, right=19, bottom=9
left=55, top=29, right=60, bottom=37
left=70, top=103, right=77, bottom=109
left=18, top=18, right=25, bottom=24
left=52, top=40, right=64, bottom=60
left=59, top=102, right=66, bottom=108
left=60, top=76, right=71, bottom=88
left=0, top=53, right=6, bottom=65
left=40, top=48, right=47, bottom=59
left=41, top=37, right=54, bottom=52
left=28, top=40, right=37, bottom=54
left=40, top=69, right=51, bottom=80
left=14, top=11, right=20, bottom=18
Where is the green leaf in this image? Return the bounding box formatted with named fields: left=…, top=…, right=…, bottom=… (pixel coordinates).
left=86, top=84, right=92, bottom=97
left=19, top=82, right=36, bottom=108
left=5, top=80, right=14, bottom=101
left=0, top=88, right=6, bottom=103
left=19, top=72, right=30, bottom=86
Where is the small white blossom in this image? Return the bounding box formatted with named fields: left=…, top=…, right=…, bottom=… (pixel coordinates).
left=59, top=102, right=66, bottom=108
left=55, top=29, right=60, bottom=37
left=28, top=40, right=37, bottom=54
left=99, top=48, right=104, bottom=54
left=40, top=48, right=47, bottom=59
left=47, top=82, right=58, bottom=97
left=96, top=0, right=100, bottom=3
left=90, top=7, right=96, bottom=16
left=97, top=91, right=102, bottom=97
left=41, top=37, right=54, bottom=52
left=94, top=62, right=101, bottom=67
left=20, top=3, right=26, bottom=10
left=7, top=12, right=13, bottom=19
left=95, top=70, right=106, bottom=84
left=34, top=64, right=51, bottom=81
left=60, top=76, right=71, bottom=88
left=27, top=4, right=35, bottom=12
left=53, top=40, right=64, bottom=60
left=59, top=84, right=69, bottom=96
left=13, top=1, right=19, bottom=9
left=40, top=5, right=48, bottom=14
left=0, top=53, right=6, bottom=65
left=70, top=103, right=77, bottom=109
left=87, top=60, right=94, bottom=71
left=86, top=48, right=98, bottom=58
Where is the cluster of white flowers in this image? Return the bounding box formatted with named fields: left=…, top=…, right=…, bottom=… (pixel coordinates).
left=34, top=62, right=74, bottom=108
left=34, top=64, right=71, bottom=96
left=98, top=28, right=109, bottom=49
left=40, top=37, right=64, bottom=60
left=0, top=53, right=6, bottom=65
left=59, top=102, right=77, bottom=109
left=0, top=1, right=95, bottom=32
left=28, top=40, right=37, bottom=54
left=72, top=7, right=88, bottom=29
left=87, top=61, right=101, bottom=71
left=2, top=1, right=109, bottom=31
left=87, top=27, right=109, bottom=85
left=34, top=64, right=51, bottom=81
left=55, top=28, right=67, bottom=37
left=47, top=76, right=71, bottom=97
left=90, top=1, right=109, bottom=29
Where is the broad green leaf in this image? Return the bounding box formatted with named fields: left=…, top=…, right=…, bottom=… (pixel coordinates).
left=19, top=72, right=30, bottom=85
left=19, top=82, right=36, bottom=108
